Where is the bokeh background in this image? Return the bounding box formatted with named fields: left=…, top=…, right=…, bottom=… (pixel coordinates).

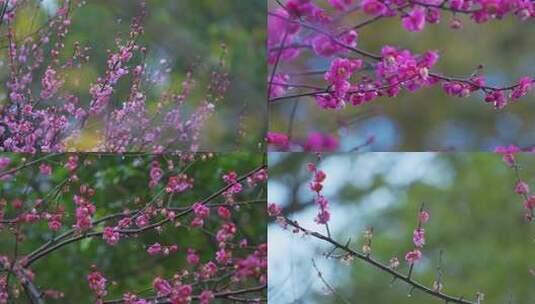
left=269, top=0, right=535, bottom=151
left=0, top=153, right=266, bottom=302
left=268, top=153, right=535, bottom=303
left=0, top=0, right=266, bottom=151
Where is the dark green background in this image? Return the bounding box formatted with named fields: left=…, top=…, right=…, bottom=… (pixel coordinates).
left=269, top=1, right=535, bottom=151
left=0, top=153, right=266, bottom=302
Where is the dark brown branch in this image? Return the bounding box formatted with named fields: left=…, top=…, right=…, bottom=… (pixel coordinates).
left=103, top=284, right=267, bottom=304
left=24, top=164, right=267, bottom=267
left=284, top=217, right=476, bottom=304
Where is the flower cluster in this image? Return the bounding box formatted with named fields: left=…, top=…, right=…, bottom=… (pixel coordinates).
left=307, top=162, right=330, bottom=224
left=268, top=0, right=535, bottom=151
left=0, top=154, right=267, bottom=303
left=497, top=149, right=535, bottom=221
left=166, top=174, right=194, bottom=193
left=0, top=1, right=233, bottom=152
left=405, top=209, right=430, bottom=265
left=267, top=131, right=339, bottom=152
left=222, top=171, right=244, bottom=204
left=73, top=191, right=96, bottom=231
left=87, top=268, right=108, bottom=300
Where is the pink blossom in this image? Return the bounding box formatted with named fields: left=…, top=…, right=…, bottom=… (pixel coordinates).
left=216, top=248, right=232, bottom=265
left=315, top=209, right=331, bottom=224
left=267, top=132, right=290, bottom=148
left=103, top=227, right=120, bottom=246
left=495, top=145, right=522, bottom=154
left=199, top=290, right=214, bottom=304
left=402, top=7, right=427, bottom=32
left=324, top=58, right=362, bottom=91
left=484, top=90, right=507, bottom=109
left=40, top=67, right=63, bottom=99
left=418, top=210, right=430, bottom=224
left=48, top=219, right=62, bottom=231
left=147, top=243, right=162, bottom=256
left=402, top=6, right=425, bottom=32
left=222, top=171, right=238, bottom=184
left=87, top=269, right=107, bottom=298
left=193, top=202, right=210, bottom=219
left=286, top=0, right=323, bottom=17
left=166, top=174, right=194, bottom=193
left=187, top=249, right=200, bottom=265
left=510, top=76, right=533, bottom=100
left=39, top=164, right=52, bottom=176
left=135, top=213, right=150, bottom=228
left=311, top=35, right=339, bottom=57
left=217, top=207, right=232, bottom=219
left=0, top=157, right=10, bottom=170
left=524, top=196, right=535, bottom=210
left=216, top=222, right=237, bottom=243
left=65, top=155, right=79, bottom=172
left=515, top=181, right=530, bottom=195
left=405, top=249, right=422, bottom=265
left=267, top=203, right=282, bottom=217
left=153, top=277, right=172, bottom=296
left=201, top=261, right=218, bottom=279
left=149, top=162, right=163, bottom=187
left=74, top=195, right=96, bottom=231
left=170, top=284, right=193, bottom=304
left=304, top=132, right=339, bottom=151
left=361, top=0, right=388, bottom=15
left=315, top=94, right=345, bottom=109
left=270, top=74, right=290, bottom=99
left=412, top=228, right=426, bottom=247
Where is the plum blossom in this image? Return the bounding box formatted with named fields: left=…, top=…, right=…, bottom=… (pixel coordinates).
left=412, top=227, right=426, bottom=247
left=87, top=269, right=107, bottom=298
left=147, top=243, right=162, bottom=256
left=402, top=7, right=427, bottom=32
left=405, top=249, right=422, bottom=265
left=103, top=227, right=120, bottom=246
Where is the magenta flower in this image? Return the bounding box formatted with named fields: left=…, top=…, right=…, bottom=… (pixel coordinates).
left=199, top=290, right=215, bottom=304
left=304, top=132, right=339, bottom=151
left=166, top=174, right=194, bottom=193
left=418, top=210, right=430, bottom=224
left=152, top=277, right=172, bottom=297
left=412, top=228, right=426, bottom=247
left=0, top=157, right=10, bottom=170
left=267, top=203, right=282, bottom=217
left=193, top=202, right=210, bottom=219
left=266, top=132, right=290, bottom=148
left=270, top=74, right=290, bottom=99
left=147, top=243, right=162, bottom=256
left=217, top=207, right=232, bottom=219
left=402, top=7, right=426, bottom=32
left=515, top=181, right=530, bottom=195
left=361, top=0, right=388, bottom=16
left=405, top=249, right=422, bottom=265
left=511, top=76, right=534, bottom=100
left=187, top=249, right=200, bottom=265
left=87, top=269, right=107, bottom=298
left=103, top=227, right=120, bottom=246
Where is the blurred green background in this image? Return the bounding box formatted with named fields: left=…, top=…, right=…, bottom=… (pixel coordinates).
left=269, top=1, right=535, bottom=151
left=0, top=0, right=266, bottom=151
left=0, top=153, right=266, bottom=302
left=268, top=153, right=535, bottom=303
